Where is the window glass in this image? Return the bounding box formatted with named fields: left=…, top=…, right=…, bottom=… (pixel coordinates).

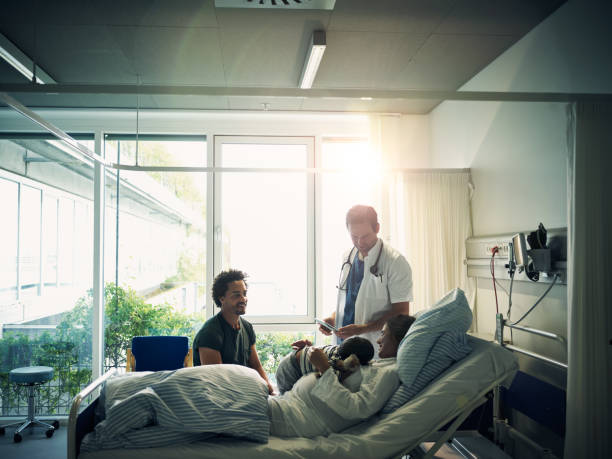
left=218, top=140, right=310, bottom=317
left=105, top=136, right=206, bottom=167
left=0, top=178, right=18, bottom=302
left=20, top=186, right=42, bottom=296
left=319, top=140, right=379, bottom=319
left=43, top=195, right=58, bottom=287
left=0, top=132, right=94, bottom=417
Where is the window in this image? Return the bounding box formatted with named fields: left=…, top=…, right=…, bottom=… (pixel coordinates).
left=318, top=138, right=379, bottom=319
left=0, top=178, right=18, bottom=303
left=104, top=136, right=207, bottom=318
left=215, top=137, right=314, bottom=320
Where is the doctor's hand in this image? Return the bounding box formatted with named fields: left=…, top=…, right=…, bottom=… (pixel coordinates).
left=318, top=316, right=335, bottom=336
left=291, top=339, right=312, bottom=350
left=336, top=324, right=368, bottom=340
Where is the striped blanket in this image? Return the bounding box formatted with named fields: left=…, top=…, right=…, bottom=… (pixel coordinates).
left=81, top=364, right=270, bottom=451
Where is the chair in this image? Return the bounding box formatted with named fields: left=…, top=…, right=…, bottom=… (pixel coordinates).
left=125, top=336, right=192, bottom=372
left=0, top=366, right=60, bottom=442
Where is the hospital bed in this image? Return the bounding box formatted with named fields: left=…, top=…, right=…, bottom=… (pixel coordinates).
left=69, top=336, right=518, bottom=459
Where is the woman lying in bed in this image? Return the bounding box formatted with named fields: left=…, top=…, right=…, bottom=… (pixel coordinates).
left=81, top=327, right=404, bottom=451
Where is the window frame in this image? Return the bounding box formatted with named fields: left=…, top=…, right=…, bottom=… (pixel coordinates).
left=212, top=135, right=316, bottom=325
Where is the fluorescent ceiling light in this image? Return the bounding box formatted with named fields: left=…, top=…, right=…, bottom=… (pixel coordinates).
left=299, top=31, right=326, bottom=89
left=0, top=33, right=55, bottom=84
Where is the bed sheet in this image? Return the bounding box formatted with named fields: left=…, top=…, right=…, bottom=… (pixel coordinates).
left=79, top=337, right=517, bottom=459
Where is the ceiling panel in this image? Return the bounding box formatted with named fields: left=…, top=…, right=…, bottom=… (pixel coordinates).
left=214, top=8, right=330, bottom=29
left=0, top=0, right=218, bottom=27
left=390, top=33, right=518, bottom=90
left=0, top=0, right=39, bottom=25
left=313, top=31, right=428, bottom=89
left=15, top=25, right=136, bottom=84
left=436, top=0, right=565, bottom=35
left=110, top=26, right=226, bottom=85
left=329, top=0, right=455, bottom=33
left=219, top=25, right=309, bottom=87
left=0, top=58, right=26, bottom=84
left=88, top=0, right=218, bottom=27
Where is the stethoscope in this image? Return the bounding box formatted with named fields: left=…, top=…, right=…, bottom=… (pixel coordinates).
left=337, top=240, right=384, bottom=291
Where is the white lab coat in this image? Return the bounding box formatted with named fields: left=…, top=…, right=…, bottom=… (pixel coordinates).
left=335, top=238, right=413, bottom=358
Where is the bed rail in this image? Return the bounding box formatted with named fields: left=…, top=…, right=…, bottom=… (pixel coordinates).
left=496, top=314, right=567, bottom=369
left=68, top=368, right=116, bottom=459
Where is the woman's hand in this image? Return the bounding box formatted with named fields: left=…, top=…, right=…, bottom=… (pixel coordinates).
left=291, top=339, right=312, bottom=350
left=308, top=348, right=331, bottom=374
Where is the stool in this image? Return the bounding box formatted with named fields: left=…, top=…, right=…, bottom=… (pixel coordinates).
left=0, top=366, right=60, bottom=443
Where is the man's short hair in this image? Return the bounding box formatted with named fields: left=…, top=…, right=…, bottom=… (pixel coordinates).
left=386, top=314, right=416, bottom=343
left=337, top=336, right=374, bottom=365
left=345, top=205, right=379, bottom=231
left=211, top=269, right=248, bottom=307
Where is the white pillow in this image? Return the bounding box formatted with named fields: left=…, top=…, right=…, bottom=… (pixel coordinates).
left=382, top=288, right=473, bottom=413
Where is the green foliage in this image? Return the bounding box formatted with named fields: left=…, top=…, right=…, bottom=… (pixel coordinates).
left=0, top=283, right=202, bottom=415
left=64, top=283, right=201, bottom=368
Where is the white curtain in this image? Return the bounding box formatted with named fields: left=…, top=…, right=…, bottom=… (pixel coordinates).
left=564, top=102, right=612, bottom=458
left=384, top=171, right=474, bottom=315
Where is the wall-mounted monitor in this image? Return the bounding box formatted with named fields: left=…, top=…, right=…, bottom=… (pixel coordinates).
left=512, top=233, right=529, bottom=270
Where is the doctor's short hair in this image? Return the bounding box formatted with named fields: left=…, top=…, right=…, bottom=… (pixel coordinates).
left=386, top=314, right=416, bottom=343
left=212, top=269, right=248, bottom=307
left=345, top=205, right=379, bottom=231
left=337, top=336, right=375, bottom=365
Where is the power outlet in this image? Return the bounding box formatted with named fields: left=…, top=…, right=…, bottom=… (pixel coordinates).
left=485, top=243, right=509, bottom=257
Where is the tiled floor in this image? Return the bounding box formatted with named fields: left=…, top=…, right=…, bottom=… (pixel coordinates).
left=0, top=422, right=66, bottom=459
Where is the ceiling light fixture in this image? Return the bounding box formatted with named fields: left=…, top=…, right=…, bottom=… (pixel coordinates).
left=299, top=30, right=326, bottom=89
left=215, top=0, right=336, bottom=10
left=0, top=33, right=55, bottom=84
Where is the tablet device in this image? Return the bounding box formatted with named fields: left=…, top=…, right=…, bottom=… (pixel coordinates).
left=315, top=318, right=338, bottom=332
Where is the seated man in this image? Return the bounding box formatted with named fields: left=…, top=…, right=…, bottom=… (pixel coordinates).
left=275, top=336, right=374, bottom=394
left=192, top=269, right=274, bottom=393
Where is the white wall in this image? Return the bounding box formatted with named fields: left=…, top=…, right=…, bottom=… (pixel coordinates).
left=426, top=1, right=612, bottom=456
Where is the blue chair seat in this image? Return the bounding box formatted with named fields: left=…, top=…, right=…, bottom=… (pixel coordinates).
left=131, top=336, right=189, bottom=371
left=9, top=366, right=54, bottom=384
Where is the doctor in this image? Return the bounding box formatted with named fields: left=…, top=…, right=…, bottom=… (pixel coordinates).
left=319, top=205, right=413, bottom=357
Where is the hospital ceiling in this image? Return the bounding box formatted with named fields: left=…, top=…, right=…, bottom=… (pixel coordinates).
left=0, top=0, right=566, bottom=114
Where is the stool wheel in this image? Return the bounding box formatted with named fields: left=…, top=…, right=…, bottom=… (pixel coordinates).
left=45, top=429, right=54, bottom=438
left=52, top=420, right=60, bottom=429
left=14, top=432, right=22, bottom=443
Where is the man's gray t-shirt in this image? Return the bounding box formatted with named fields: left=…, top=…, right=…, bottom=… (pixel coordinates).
left=192, top=312, right=256, bottom=366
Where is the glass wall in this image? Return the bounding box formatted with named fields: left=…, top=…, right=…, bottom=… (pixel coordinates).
left=0, top=133, right=95, bottom=416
